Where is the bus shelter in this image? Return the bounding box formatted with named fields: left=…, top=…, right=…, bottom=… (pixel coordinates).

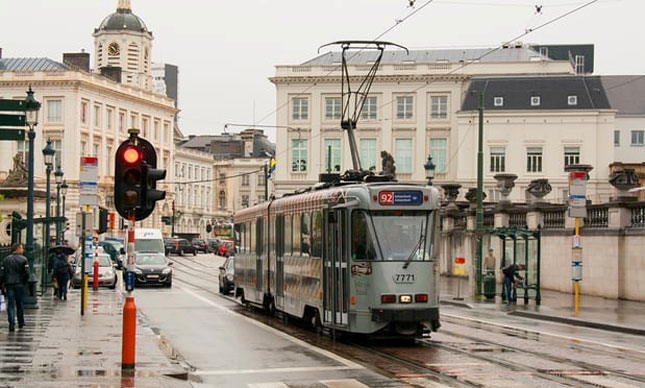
left=490, top=227, right=541, bottom=305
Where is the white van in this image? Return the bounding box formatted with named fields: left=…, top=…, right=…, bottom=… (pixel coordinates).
left=127, top=228, right=164, bottom=254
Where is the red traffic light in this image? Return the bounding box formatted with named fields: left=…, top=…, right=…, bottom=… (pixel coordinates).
left=123, top=147, right=141, bottom=164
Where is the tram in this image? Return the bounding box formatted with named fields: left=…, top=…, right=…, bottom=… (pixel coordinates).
left=233, top=180, right=441, bottom=337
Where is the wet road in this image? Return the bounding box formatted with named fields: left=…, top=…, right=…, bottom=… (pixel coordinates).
left=136, top=253, right=645, bottom=387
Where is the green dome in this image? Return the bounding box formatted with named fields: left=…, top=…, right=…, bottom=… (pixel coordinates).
left=98, top=9, right=149, bottom=33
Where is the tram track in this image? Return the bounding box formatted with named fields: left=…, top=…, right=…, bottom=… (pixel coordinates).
left=171, top=257, right=645, bottom=387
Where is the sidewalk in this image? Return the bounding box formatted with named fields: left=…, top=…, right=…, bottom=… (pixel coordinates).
left=440, top=276, right=645, bottom=336
left=0, top=286, right=188, bottom=387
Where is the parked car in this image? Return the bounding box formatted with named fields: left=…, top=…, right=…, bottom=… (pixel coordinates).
left=71, top=254, right=117, bottom=289
left=165, top=238, right=197, bottom=256
left=192, top=238, right=208, bottom=253
left=99, top=241, right=124, bottom=269
left=218, top=240, right=234, bottom=257
left=132, top=253, right=173, bottom=287
left=207, top=238, right=221, bottom=253
left=218, top=257, right=234, bottom=295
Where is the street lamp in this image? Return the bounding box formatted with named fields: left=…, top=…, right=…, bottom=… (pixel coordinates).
left=54, top=165, right=64, bottom=244
left=23, top=86, right=41, bottom=308
left=60, top=180, right=68, bottom=242
left=424, top=155, right=436, bottom=186
left=42, top=139, right=55, bottom=293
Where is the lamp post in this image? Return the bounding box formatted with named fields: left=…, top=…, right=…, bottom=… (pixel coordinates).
left=24, top=86, right=41, bottom=308
left=60, top=180, right=68, bottom=242
left=424, top=155, right=436, bottom=186
left=42, top=139, right=55, bottom=294
left=54, top=165, right=63, bottom=244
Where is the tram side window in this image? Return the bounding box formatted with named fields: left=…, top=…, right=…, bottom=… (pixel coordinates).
left=284, top=215, right=292, bottom=256
left=250, top=221, right=256, bottom=254
left=292, top=214, right=301, bottom=255
left=301, top=212, right=311, bottom=256
left=234, top=223, right=242, bottom=254
left=351, top=210, right=377, bottom=261
left=256, top=217, right=264, bottom=256
left=270, top=217, right=277, bottom=256
left=311, top=211, right=322, bottom=259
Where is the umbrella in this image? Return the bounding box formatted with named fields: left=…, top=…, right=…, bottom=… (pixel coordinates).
left=49, top=245, right=75, bottom=255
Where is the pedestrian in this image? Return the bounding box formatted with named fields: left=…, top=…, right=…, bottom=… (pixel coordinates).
left=48, top=251, right=59, bottom=297
left=484, top=248, right=497, bottom=275
left=54, top=253, right=73, bottom=301
left=502, top=263, right=525, bottom=303
left=0, top=243, right=30, bottom=332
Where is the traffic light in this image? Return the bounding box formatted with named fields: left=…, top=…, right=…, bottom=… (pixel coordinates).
left=98, top=207, right=108, bottom=234
left=114, top=130, right=166, bottom=221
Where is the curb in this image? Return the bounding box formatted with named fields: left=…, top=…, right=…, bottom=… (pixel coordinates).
left=508, top=311, right=645, bottom=337
left=440, top=298, right=474, bottom=309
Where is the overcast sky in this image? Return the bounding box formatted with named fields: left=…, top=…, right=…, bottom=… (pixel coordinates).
left=1, top=0, right=643, bottom=142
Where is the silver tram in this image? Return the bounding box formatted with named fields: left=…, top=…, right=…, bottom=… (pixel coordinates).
left=233, top=181, right=441, bottom=337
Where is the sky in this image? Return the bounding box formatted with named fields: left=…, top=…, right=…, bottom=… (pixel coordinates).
left=1, top=0, right=644, bottom=142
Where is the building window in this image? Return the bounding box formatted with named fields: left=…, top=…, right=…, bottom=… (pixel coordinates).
left=527, top=147, right=543, bottom=173
left=93, top=144, right=100, bottom=158
left=490, top=147, right=505, bottom=173
left=530, top=96, right=541, bottom=107
left=242, top=174, right=249, bottom=186
left=258, top=173, right=265, bottom=186
left=53, top=140, right=63, bottom=168
left=396, top=96, right=414, bottom=119
left=430, top=138, right=447, bottom=172
left=574, top=55, right=585, bottom=74
left=292, top=98, right=308, bottom=120
left=80, top=141, right=87, bottom=156
left=539, top=46, right=548, bottom=57
left=94, top=105, right=101, bottom=127
left=614, top=130, right=620, bottom=146
left=46, top=100, right=62, bottom=123
left=568, top=95, right=578, bottom=106
left=16, top=140, right=28, bottom=164
left=494, top=97, right=504, bottom=107
left=631, top=130, right=644, bottom=146
left=164, top=122, right=170, bottom=143
left=142, top=117, right=149, bottom=138
left=323, top=139, right=341, bottom=172
left=325, top=97, right=342, bottom=120
left=292, top=139, right=307, bottom=172
left=241, top=195, right=249, bottom=208
left=119, top=111, right=126, bottom=133
left=106, top=108, right=114, bottom=130
left=154, top=120, right=160, bottom=140
left=106, top=146, right=113, bottom=175
left=360, top=96, right=377, bottom=120
left=360, top=139, right=377, bottom=171
left=81, top=101, right=88, bottom=125
left=564, top=147, right=580, bottom=169
left=430, top=96, right=448, bottom=119
left=395, top=139, right=413, bottom=173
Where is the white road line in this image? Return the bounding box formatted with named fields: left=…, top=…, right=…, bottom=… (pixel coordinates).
left=178, top=286, right=364, bottom=370
left=193, top=366, right=357, bottom=376
left=321, top=379, right=370, bottom=388
left=442, top=313, right=645, bottom=355
left=247, top=383, right=290, bottom=388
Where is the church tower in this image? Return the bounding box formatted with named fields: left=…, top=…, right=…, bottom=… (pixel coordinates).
left=93, top=0, right=153, bottom=91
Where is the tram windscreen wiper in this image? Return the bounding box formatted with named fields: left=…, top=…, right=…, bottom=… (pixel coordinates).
left=403, top=230, right=424, bottom=269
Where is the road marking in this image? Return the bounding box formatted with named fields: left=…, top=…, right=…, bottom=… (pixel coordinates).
left=194, top=365, right=357, bottom=376
left=247, top=383, right=290, bottom=388
left=321, top=379, right=370, bottom=387
left=425, top=362, right=485, bottom=367
left=178, top=286, right=364, bottom=370
left=442, top=313, right=645, bottom=355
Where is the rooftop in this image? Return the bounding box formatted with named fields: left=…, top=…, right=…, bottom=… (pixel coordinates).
left=0, top=57, right=70, bottom=71
left=601, top=75, right=645, bottom=115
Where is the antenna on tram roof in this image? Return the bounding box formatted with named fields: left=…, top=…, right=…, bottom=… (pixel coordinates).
left=318, top=41, right=408, bottom=177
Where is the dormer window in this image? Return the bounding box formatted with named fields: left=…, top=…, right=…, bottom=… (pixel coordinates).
left=568, top=95, right=578, bottom=106
left=530, top=96, right=541, bottom=107
left=494, top=97, right=504, bottom=107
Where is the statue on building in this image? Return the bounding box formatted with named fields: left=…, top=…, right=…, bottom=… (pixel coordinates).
left=0, top=154, right=29, bottom=187
left=380, top=151, right=396, bottom=178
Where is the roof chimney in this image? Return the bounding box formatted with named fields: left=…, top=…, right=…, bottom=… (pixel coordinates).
left=0, top=48, right=3, bottom=59
left=100, top=66, right=122, bottom=83
left=63, top=52, right=90, bottom=72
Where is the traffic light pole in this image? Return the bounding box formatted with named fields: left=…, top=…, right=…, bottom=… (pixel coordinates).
left=171, top=200, right=176, bottom=237
left=122, top=211, right=137, bottom=373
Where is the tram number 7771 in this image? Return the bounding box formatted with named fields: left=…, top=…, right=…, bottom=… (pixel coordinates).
left=393, top=274, right=415, bottom=283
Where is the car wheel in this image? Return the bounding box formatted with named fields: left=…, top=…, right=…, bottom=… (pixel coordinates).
left=219, top=282, right=223, bottom=294
left=109, top=280, right=117, bottom=290
left=165, top=279, right=172, bottom=288
left=193, top=250, right=197, bottom=256
left=179, top=249, right=183, bottom=256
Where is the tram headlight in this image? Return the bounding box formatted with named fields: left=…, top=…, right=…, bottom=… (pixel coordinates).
left=399, top=295, right=412, bottom=304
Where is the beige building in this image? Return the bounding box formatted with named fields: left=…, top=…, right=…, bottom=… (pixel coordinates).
left=270, top=45, right=578, bottom=196
left=214, top=158, right=272, bottom=218
left=173, top=147, right=216, bottom=237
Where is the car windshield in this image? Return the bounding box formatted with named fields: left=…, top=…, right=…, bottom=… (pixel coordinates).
left=135, top=255, right=167, bottom=265
left=98, top=255, right=112, bottom=267
left=109, top=242, right=123, bottom=251
left=352, top=210, right=432, bottom=262
left=226, top=259, right=234, bottom=271
left=135, top=239, right=164, bottom=253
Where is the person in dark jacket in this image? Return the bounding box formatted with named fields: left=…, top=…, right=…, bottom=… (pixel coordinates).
left=0, top=243, right=30, bottom=331
left=502, top=263, right=525, bottom=303
left=48, top=252, right=59, bottom=297
left=54, top=253, right=73, bottom=301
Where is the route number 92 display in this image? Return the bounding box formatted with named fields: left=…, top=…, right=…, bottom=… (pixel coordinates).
left=379, top=191, right=423, bottom=206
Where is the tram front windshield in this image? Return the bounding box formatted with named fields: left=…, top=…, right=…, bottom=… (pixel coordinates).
left=351, top=210, right=432, bottom=261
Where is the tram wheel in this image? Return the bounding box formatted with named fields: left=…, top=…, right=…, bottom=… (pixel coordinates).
left=311, top=309, right=323, bottom=335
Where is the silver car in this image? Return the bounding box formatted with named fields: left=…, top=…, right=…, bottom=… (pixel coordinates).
left=72, top=254, right=118, bottom=289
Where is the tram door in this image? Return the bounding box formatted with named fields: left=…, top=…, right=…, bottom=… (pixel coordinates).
left=323, top=209, right=348, bottom=327
left=255, top=216, right=263, bottom=300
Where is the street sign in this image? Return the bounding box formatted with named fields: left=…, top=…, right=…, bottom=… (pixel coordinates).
left=0, top=129, right=25, bottom=141
left=84, top=237, right=94, bottom=275
left=79, top=156, right=99, bottom=206
left=572, top=260, right=582, bottom=281
left=75, top=213, right=94, bottom=235
left=568, top=170, right=588, bottom=218
left=0, top=114, right=26, bottom=127
left=0, top=100, right=26, bottom=110
left=454, top=257, right=466, bottom=276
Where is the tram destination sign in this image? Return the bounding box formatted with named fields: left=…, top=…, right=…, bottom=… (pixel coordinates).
left=379, top=191, right=423, bottom=206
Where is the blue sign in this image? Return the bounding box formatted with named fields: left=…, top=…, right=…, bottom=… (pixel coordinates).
left=125, top=271, right=135, bottom=292
left=393, top=191, right=423, bottom=205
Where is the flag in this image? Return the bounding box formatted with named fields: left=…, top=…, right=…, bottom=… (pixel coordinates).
left=267, top=157, right=276, bottom=179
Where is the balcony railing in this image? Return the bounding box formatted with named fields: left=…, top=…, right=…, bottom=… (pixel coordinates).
left=543, top=208, right=566, bottom=229
left=630, top=204, right=645, bottom=228
left=509, top=211, right=527, bottom=228
left=584, top=205, right=609, bottom=228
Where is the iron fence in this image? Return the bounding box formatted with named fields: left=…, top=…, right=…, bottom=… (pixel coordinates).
left=584, top=205, right=609, bottom=228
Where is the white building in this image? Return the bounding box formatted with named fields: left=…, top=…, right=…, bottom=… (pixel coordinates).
left=214, top=158, right=272, bottom=217
left=271, top=45, right=576, bottom=195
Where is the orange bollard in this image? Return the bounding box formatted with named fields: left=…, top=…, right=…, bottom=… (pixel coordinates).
left=93, top=259, right=99, bottom=290
left=122, top=295, right=137, bottom=371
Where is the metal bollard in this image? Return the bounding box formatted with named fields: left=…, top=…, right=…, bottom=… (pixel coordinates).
left=93, top=259, right=99, bottom=290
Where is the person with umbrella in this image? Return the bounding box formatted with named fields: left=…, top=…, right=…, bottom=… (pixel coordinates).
left=50, top=245, right=74, bottom=300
